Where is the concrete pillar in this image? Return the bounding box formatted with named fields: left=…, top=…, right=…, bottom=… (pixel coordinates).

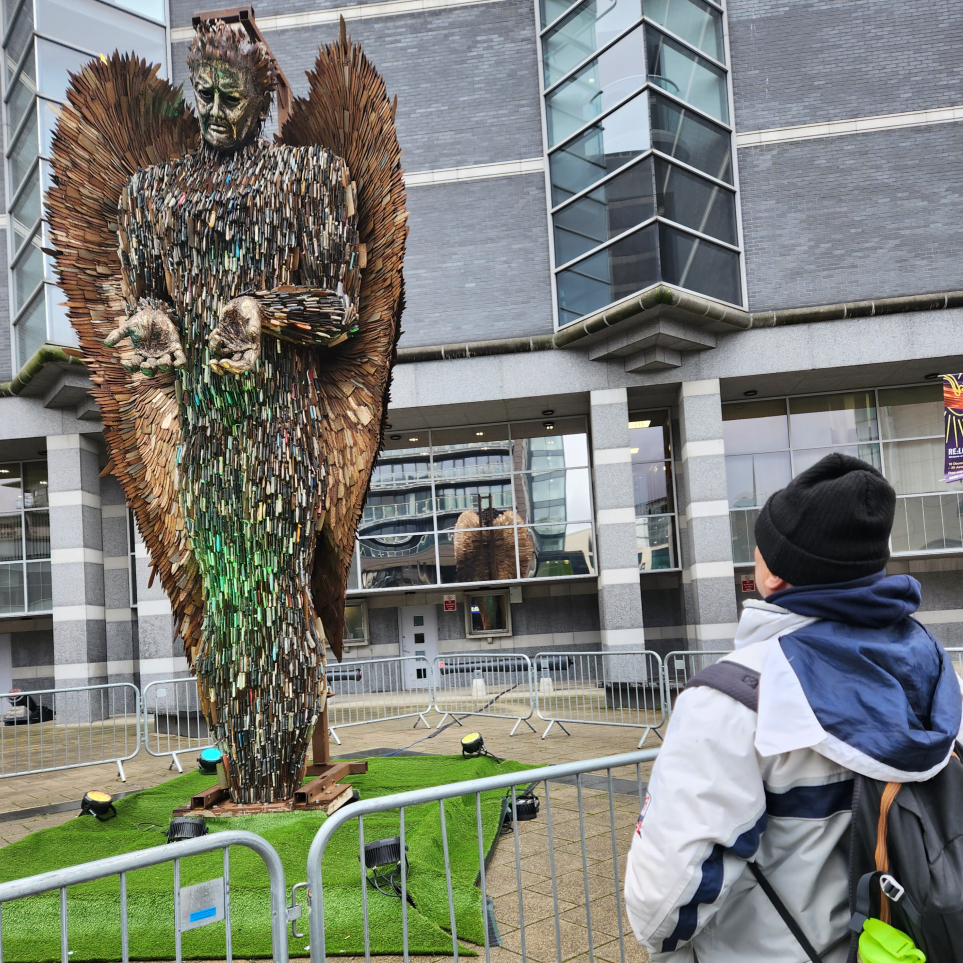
left=590, top=388, right=645, bottom=651
left=48, top=433, right=106, bottom=720
left=677, top=380, right=738, bottom=649
left=101, top=476, right=137, bottom=686
left=134, top=520, right=189, bottom=689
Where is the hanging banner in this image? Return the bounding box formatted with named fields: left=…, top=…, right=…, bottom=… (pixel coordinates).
left=944, top=375, right=963, bottom=483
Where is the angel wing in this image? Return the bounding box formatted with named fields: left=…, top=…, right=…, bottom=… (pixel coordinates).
left=46, top=55, right=206, bottom=666
left=280, top=22, right=408, bottom=661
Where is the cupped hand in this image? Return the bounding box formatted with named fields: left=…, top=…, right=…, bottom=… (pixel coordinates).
left=104, top=305, right=186, bottom=377
left=209, top=296, right=262, bottom=375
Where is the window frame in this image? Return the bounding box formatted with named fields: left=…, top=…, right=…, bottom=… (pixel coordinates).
left=342, top=599, right=369, bottom=648
left=0, top=458, right=51, bottom=615
left=464, top=590, right=513, bottom=639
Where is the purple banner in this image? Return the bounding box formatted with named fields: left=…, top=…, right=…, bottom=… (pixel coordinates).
left=945, top=375, right=963, bottom=483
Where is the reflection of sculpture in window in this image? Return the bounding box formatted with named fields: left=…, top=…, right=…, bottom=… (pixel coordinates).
left=454, top=496, right=534, bottom=589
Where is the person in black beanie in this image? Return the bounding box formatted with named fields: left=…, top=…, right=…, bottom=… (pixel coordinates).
left=625, top=453, right=963, bottom=963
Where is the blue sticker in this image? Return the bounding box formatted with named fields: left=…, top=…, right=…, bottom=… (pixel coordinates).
left=189, top=906, right=218, bottom=923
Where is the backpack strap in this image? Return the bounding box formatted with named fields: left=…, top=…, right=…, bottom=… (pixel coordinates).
left=874, top=782, right=901, bottom=925
left=683, top=660, right=760, bottom=712
left=747, top=861, right=825, bottom=963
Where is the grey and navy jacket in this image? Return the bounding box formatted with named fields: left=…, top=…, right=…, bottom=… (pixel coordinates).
left=624, top=573, right=963, bottom=962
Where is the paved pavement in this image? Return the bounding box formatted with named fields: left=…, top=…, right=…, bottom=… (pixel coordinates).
left=0, top=711, right=658, bottom=962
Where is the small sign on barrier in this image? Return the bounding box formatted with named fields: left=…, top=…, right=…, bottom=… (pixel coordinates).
left=180, top=878, right=225, bottom=931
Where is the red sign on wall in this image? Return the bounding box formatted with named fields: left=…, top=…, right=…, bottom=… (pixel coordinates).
left=443, top=595, right=457, bottom=612
left=741, top=578, right=756, bottom=593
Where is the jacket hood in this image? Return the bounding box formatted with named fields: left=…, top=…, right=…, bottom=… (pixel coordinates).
left=766, top=571, right=920, bottom=628
left=762, top=573, right=961, bottom=776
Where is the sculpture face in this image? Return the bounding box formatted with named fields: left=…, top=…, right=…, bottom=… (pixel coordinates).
left=193, top=60, right=269, bottom=151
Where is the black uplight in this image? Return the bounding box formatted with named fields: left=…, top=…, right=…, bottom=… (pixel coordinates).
left=166, top=817, right=209, bottom=844
left=363, top=837, right=409, bottom=899
left=80, top=791, right=116, bottom=821
left=461, top=731, right=502, bottom=764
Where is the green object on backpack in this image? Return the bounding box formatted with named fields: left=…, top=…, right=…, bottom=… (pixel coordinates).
left=859, top=918, right=926, bottom=962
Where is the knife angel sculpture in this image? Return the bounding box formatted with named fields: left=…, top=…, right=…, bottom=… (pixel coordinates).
left=47, top=20, right=407, bottom=802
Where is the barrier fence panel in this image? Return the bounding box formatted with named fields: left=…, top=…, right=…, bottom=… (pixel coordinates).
left=662, top=650, right=731, bottom=715
left=0, top=829, right=291, bottom=963
left=533, top=651, right=665, bottom=747
left=142, top=677, right=211, bottom=772
left=304, top=747, right=660, bottom=963
left=432, top=653, right=536, bottom=735
left=0, top=683, right=140, bottom=781
left=326, top=656, right=433, bottom=744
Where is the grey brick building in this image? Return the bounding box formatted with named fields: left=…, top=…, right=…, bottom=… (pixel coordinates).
left=1, top=0, right=962, bottom=700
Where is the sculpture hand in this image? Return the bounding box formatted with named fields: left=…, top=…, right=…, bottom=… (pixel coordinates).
left=104, top=304, right=186, bottom=377
left=209, top=296, right=261, bottom=375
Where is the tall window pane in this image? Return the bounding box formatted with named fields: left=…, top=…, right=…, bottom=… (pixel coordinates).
left=9, top=105, right=38, bottom=194
left=659, top=222, right=741, bottom=304
left=555, top=223, right=659, bottom=324
left=878, top=384, right=943, bottom=440
left=5, top=3, right=32, bottom=81
left=543, top=0, right=642, bottom=86
left=645, top=27, right=728, bottom=122
left=722, top=399, right=789, bottom=454
left=549, top=93, right=650, bottom=205
left=553, top=158, right=655, bottom=264
left=10, top=171, right=40, bottom=256
left=654, top=157, right=737, bottom=244
left=545, top=25, right=647, bottom=147
left=649, top=91, right=733, bottom=183
left=788, top=392, right=879, bottom=449
left=13, top=233, right=43, bottom=313
left=16, top=290, right=47, bottom=363
left=645, top=0, right=724, bottom=61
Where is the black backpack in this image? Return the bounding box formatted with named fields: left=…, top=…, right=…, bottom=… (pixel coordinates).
left=685, top=661, right=963, bottom=963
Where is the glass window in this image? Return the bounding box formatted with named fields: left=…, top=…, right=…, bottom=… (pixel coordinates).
left=26, top=560, right=50, bottom=611
left=35, top=37, right=89, bottom=100
left=467, top=593, right=510, bottom=636
left=649, top=90, right=732, bottom=183
left=511, top=419, right=590, bottom=468
left=545, top=25, right=647, bottom=147
left=556, top=222, right=659, bottom=325
left=13, top=233, right=43, bottom=314
left=644, top=0, right=724, bottom=61
left=16, top=289, right=49, bottom=364
left=722, top=399, right=789, bottom=454
left=431, top=427, right=513, bottom=479
left=788, top=392, right=879, bottom=449
left=637, top=515, right=675, bottom=569
left=520, top=523, right=596, bottom=578
left=359, top=534, right=437, bottom=589
left=891, top=495, right=963, bottom=554
left=655, top=157, right=737, bottom=245
left=9, top=104, right=38, bottom=195
left=5, top=3, right=33, bottom=82
left=645, top=27, right=728, bottom=122
left=541, top=0, right=582, bottom=28
left=515, top=468, right=593, bottom=525
left=543, top=0, right=643, bottom=87
left=633, top=461, right=671, bottom=514
left=878, top=385, right=943, bottom=440
left=725, top=451, right=791, bottom=508
left=0, top=515, right=22, bottom=561
left=7, top=63, right=37, bottom=135
left=630, top=413, right=674, bottom=514
left=0, top=466, right=21, bottom=513
left=884, top=439, right=962, bottom=496
left=10, top=171, right=40, bottom=256
left=658, top=222, right=741, bottom=305
left=110, top=0, right=167, bottom=23
left=434, top=482, right=513, bottom=531
left=0, top=563, right=25, bottom=613
left=442, top=526, right=519, bottom=582
left=35, top=0, right=168, bottom=72
left=343, top=601, right=367, bottom=644
left=24, top=510, right=48, bottom=558
left=792, top=444, right=881, bottom=476
left=729, top=507, right=759, bottom=565
left=549, top=93, right=650, bottom=205
left=553, top=158, right=655, bottom=265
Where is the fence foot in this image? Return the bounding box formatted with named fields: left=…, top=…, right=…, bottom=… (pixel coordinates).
left=636, top=727, right=652, bottom=749
left=116, top=759, right=126, bottom=783
left=413, top=713, right=431, bottom=730
left=437, top=712, right=463, bottom=729
left=329, top=728, right=342, bottom=746
left=170, top=752, right=183, bottom=773
left=541, top=719, right=570, bottom=740
left=509, top=717, right=537, bottom=736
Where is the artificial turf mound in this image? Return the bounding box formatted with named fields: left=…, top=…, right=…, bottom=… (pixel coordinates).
left=0, top=755, right=530, bottom=960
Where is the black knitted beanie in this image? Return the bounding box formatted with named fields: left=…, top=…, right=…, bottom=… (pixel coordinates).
left=753, top=453, right=896, bottom=585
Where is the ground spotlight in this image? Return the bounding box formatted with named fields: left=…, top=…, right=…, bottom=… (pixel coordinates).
left=461, top=731, right=502, bottom=764
left=198, top=746, right=222, bottom=774
left=166, top=816, right=209, bottom=843
left=503, top=787, right=540, bottom=827
left=80, top=790, right=116, bottom=821
left=363, top=837, right=409, bottom=898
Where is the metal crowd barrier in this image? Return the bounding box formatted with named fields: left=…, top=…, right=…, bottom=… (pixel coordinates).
left=947, top=647, right=963, bottom=678
left=533, top=650, right=665, bottom=747
left=305, top=746, right=659, bottom=963
left=662, top=650, right=730, bottom=715
left=433, top=653, right=537, bottom=735
left=0, top=683, right=140, bottom=781
left=141, top=677, right=211, bottom=772
left=0, top=829, right=291, bottom=963
left=326, top=656, right=433, bottom=745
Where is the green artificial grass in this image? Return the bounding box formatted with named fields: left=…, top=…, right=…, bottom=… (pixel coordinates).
left=0, top=755, right=531, bottom=961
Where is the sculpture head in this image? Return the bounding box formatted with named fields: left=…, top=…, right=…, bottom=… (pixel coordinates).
left=187, top=20, right=279, bottom=151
